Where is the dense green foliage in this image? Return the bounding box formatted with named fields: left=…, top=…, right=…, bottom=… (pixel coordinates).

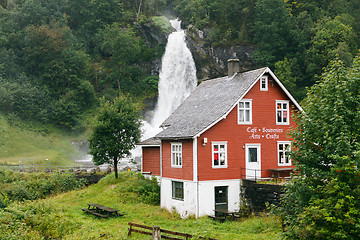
left=275, top=55, right=360, bottom=239
left=0, top=169, right=87, bottom=208
left=0, top=172, right=280, bottom=239
left=89, top=95, right=141, bottom=178
left=1, top=0, right=359, bottom=127
left=0, top=0, right=164, bottom=129
left=174, top=0, right=360, bottom=99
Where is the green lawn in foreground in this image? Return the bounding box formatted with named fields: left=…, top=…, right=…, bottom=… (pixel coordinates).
left=0, top=172, right=282, bottom=239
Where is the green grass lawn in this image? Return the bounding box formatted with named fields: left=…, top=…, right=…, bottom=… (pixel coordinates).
left=0, top=172, right=282, bottom=239
left=0, top=115, right=84, bottom=167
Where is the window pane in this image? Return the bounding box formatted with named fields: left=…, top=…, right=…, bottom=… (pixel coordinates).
left=214, top=144, right=219, bottom=166
left=239, top=110, right=244, bottom=122
left=279, top=152, right=284, bottom=163
left=283, top=111, right=287, bottom=121
left=245, top=102, right=250, bottom=108
left=249, top=148, right=257, bottom=162
left=239, top=102, right=244, bottom=108
left=219, top=153, right=225, bottom=165
left=245, top=110, right=250, bottom=121
left=277, top=111, right=282, bottom=122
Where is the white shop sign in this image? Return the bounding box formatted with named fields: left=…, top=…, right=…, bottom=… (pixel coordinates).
left=246, top=127, right=283, bottom=140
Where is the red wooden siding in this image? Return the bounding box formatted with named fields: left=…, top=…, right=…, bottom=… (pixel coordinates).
left=142, top=147, right=160, bottom=176
left=162, top=139, right=193, bottom=181
left=197, top=76, right=298, bottom=181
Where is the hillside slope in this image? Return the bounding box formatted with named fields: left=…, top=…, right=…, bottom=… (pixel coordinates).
left=0, top=172, right=281, bottom=239
left=0, top=115, right=84, bottom=167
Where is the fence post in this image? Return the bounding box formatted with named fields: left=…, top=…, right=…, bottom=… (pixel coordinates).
left=152, top=225, right=161, bottom=240
left=127, top=222, right=132, bottom=236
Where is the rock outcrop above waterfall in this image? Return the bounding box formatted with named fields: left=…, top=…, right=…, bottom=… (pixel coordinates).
left=184, top=25, right=258, bottom=81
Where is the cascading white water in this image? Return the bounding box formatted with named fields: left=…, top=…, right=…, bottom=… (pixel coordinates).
left=80, top=18, right=196, bottom=165
left=142, top=18, right=197, bottom=140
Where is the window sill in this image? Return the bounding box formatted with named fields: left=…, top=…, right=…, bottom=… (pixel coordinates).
left=171, top=166, right=183, bottom=168
left=172, top=198, right=184, bottom=201
left=276, top=122, right=289, bottom=125
left=238, top=122, right=252, bottom=125
left=278, top=164, right=292, bottom=167
left=212, top=166, right=228, bottom=169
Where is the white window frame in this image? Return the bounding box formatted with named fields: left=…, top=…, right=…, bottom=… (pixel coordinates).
left=212, top=142, right=228, bottom=168
left=238, top=99, right=252, bottom=125
left=277, top=141, right=291, bottom=166
left=171, top=142, right=182, bottom=168
left=276, top=100, right=290, bottom=125
left=260, top=76, right=268, bottom=91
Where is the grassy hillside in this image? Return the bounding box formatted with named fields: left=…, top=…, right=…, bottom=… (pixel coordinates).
left=0, top=115, right=85, bottom=167
left=0, top=172, right=282, bottom=239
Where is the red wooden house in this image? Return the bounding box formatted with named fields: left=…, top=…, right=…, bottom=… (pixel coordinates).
left=140, top=59, right=302, bottom=218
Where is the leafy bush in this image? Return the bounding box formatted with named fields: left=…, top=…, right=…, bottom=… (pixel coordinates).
left=136, top=175, right=160, bottom=205
left=0, top=170, right=87, bottom=207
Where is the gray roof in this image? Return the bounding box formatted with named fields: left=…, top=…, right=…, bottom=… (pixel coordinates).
left=138, top=137, right=161, bottom=146
left=156, top=67, right=268, bottom=139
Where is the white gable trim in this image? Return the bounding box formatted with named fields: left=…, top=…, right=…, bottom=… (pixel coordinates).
left=194, top=68, right=303, bottom=138
left=266, top=68, right=303, bottom=112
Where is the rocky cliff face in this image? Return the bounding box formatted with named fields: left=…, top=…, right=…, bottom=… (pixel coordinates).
left=136, top=18, right=258, bottom=82
left=185, top=25, right=258, bottom=81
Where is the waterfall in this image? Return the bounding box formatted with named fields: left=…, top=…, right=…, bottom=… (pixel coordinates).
left=142, top=18, right=197, bottom=140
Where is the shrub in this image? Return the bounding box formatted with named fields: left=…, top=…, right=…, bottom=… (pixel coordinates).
left=136, top=175, right=160, bottom=205
left=0, top=171, right=87, bottom=204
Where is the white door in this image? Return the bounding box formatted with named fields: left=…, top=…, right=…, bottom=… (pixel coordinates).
left=245, top=144, right=261, bottom=180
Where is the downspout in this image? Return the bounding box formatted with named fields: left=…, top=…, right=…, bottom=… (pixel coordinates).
left=160, top=142, right=162, bottom=178
left=160, top=141, right=162, bottom=208
left=193, top=136, right=199, bottom=218
left=141, top=146, right=143, bottom=173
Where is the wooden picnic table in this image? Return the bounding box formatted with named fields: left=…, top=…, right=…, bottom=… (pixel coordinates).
left=269, top=167, right=295, bottom=179
left=82, top=203, right=123, bottom=218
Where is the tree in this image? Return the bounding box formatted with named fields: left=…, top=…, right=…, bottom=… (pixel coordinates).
left=253, top=0, right=302, bottom=67
left=88, top=95, right=141, bottom=178
left=276, top=55, right=360, bottom=239
left=307, top=15, right=358, bottom=78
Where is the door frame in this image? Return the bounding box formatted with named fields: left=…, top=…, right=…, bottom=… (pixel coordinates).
left=245, top=143, right=261, bottom=180
left=214, top=186, right=228, bottom=216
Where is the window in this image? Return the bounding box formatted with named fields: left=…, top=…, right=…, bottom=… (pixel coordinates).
left=172, top=181, right=184, bottom=200
left=278, top=141, right=291, bottom=166
left=238, top=100, right=252, bottom=124
left=276, top=100, right=289, bottom=125
left=260, top=76, right=268, bottom=91
left=171, top=143, right=182, bottom=167
left=212, top=142, right=227, bottom=168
